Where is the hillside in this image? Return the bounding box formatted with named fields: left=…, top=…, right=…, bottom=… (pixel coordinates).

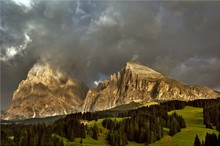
left=55, top=106, right=219, bottom=146
left=149, top=106, right=218, bottom=146
left=82, top=61, right=220, bottom=112
left=2, top=98, right=220, bottom=146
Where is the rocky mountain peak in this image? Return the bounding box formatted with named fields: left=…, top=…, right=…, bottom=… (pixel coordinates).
left=82, top=61, right=220, bottom=112
left=2, top=61, right=88, bottom=120
left=2, top=61, right=220, bottom=120
left=125, top=61, right=163, bottom=79
left=27, top=62, right=62, bottom=83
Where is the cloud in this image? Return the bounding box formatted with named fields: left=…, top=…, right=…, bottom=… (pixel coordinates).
left=94, top=80, right=101, bottom=86
left=1, top=1, right=220, bottom=110
left=0, top=32, right=32, bottom=61
left=170, top=56, right=220, bottom=88
left=131, top=52, right=139, bottom=61
left=12, top=0, right=32, bottom=8
left=93, top=73, right=108, bottom=86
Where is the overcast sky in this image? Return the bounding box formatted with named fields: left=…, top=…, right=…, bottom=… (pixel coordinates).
left=1, top=0, right=220, bottom=111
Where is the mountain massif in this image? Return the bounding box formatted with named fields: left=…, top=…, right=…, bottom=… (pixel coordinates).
left=1, top=61, right=88, bottom=120
left=82, top=61, right=220, bottom=112
left=2, top=61, right=220, bottom=120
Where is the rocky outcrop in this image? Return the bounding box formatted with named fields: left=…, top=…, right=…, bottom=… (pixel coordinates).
left=82, top=61, right=220, bottom=112
left=2, top=61, right=88, bottom=120
left=2, top=61, right=219, bottom=119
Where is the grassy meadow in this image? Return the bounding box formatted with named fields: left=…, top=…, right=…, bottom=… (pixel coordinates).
left=149, top=106, right=218, bottom=146
left=60, top=106, right=218, bottom=146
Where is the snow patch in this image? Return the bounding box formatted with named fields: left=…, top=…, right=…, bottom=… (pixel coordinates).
left=133, top=99, right=143, bottom=102
left=32, top=108, right=36, bottom=118
left=63, top=108, right=67, bottom=115
left=52, top=113, right=58, bottom=116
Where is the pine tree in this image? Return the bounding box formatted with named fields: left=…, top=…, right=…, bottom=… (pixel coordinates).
left=69, top=130, right=75, bottom=141
left=81, top=124, right=86, bottom=138
left=128, top=120, right=134, bottom=141
left=194, top=135, right=201, bottom=146
left=92, top=123, right=98, bottom=140
left=139, top=128, right=147, bottom=143
left=217, top=133, right=220, bottom=146
left=169, top=116, right=180, bottom=136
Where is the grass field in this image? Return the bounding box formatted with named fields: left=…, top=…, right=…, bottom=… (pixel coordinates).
left=61, top=106, right=218, bottom=146
left=61, top=118, right=124, bottom=146
left=149, top=106, right=218, bottom=146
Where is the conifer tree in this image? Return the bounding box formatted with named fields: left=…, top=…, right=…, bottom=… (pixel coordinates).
left=169, top=116, right=180, bottom=136
left=92, top=123, right=98, bottom=140
left=194, top=135, right=201, bottom=146
left=69, top=130, right=75, bottom=141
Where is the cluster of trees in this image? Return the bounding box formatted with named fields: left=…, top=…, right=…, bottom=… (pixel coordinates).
left=188, top=98, right=220, bottom=108
left=1, top=123, right=64, bottom=146
left=102, top=115, right=162, bottom=145
left=53, top=116, right=86, bottom=141
left=50, top=98, right=220, bottom=126
left=92, top=123, right=98, bottom=140
left=102, top=107, right=186, bottom=145
left=1, top=100, right=187, bottom=146
left=104, top=119, right=128, bottom=146
left=1, top=115, right=88, bottom=146
left=165, top=112, right=186, bottom=136
left=194, top=133, right=220, bottom=146
left=127, top=100, right=186, bottom=118
left=124, top=114, right=163, bottom=144
left=203, top=105, right=220, bottom=131
left=1, top=98, right=220, bottom=146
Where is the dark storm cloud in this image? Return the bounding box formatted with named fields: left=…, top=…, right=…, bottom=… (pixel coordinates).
left=170, top=56, right=220, bottom=88
left=1, top=0, right=220, bottom=110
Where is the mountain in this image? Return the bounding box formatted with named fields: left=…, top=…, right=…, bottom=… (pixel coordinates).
left=82, top=61, right=220, bottom=112
left=2, top=61, right=219, bottom=119
left=1, top=61, right=88, bottom=120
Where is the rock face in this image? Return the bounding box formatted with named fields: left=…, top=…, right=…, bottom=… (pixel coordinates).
left=82, top=61, right=220, bottom=112
left=2, top=61, right=88, bottom=120
left=2, top=61, right=220, bottom=119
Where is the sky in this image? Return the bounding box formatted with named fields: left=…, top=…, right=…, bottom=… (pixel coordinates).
left=1, top=0, right=220, bottom=111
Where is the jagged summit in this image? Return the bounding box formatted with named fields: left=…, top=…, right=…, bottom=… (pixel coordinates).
left=2, top=61, right=88, bottom=120
left=82, top=61, right=220, bottom=112
left=2, top=60, right=220, bottom=119
left=27, top=62, right=81, bottom=88
left=27, top=61, right=64, bottom=84
left=125, top=61, right=163, bottom=79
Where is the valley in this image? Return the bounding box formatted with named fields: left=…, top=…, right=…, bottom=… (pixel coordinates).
left=50, top=106, right=218, bottom=146
left=1, top=99, right=220, bottom=146
left=2, top=1, right=220, bottom=146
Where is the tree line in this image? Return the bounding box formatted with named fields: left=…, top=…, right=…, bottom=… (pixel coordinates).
left=203, top=104, right=220, bottom=131
left=1, top=123, right=64, bottom=146
left=1, top=98, right=220, bottom=146
left=102, top=104, right=186, bottom=145
left=194, top=132, right=220, bottom=146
